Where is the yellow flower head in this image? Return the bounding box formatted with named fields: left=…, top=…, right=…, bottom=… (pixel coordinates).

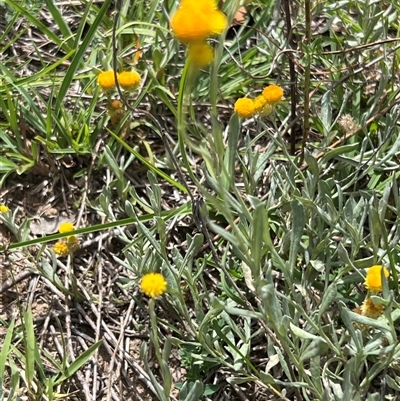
left=59, top=222, right=74, bottom=234
left=170, top=1, right=227, bottom=43
left=365, top=265, right=390, bottom=292
left=360, top=297, right=384, bottom=319
left=118, top=71, right=141, bottom=90
left=188, top=42, right=214, bottom=68
left=180, top=0, right=218, bottom=12
left=259, top=103, right=274, bottom=117
left=108, top=99, right=125, bottom=126
left=67, top=235, right=80, bottom=252
left=234, top=98, right=255, bottom=119
left=262, top=84, right=284, bottom=104
left=254, top=95, right=275, bottom=117
left=97, top=70, right=116, bottom=91
left=0, top=205, right=9, bottom=213
left=253, top=95, right=267, bottom=113
left=108, top=99, right=124, bottom=111
left=140, top=273, right=167, bottom=298
left=54, top=241, right=69, bottom=257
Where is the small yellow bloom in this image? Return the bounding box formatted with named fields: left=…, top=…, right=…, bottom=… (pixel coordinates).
left=118, top=71, right=141, bottom=90
left=180, top=0, right=218, bottom=11
left=365, top=265, right=390, bottom=292
left=254, top=95, right=275, bottom=117
left=59, top=222, right=74, bottom=234
left=253, top=95, right=267, bottom=113
left=262, top=84, right=284, bottom=104
left=67, top=235, right=80, bottom=252
left=188, top=42, right=214, bottom=67
left=97, top=70, right=116, bottom=91
left=259, top=103, right=274, bottom=117
left=108, top=99, right=125, bottom=126
left=360, top=297, right=384, bottom=319
left=110, top=99, right=123, bottom=109
left=234, top=98, right=255, bottom=119
left=0, top=205, right=9, bottom=213
left=170, top=1, right=227, bottom=43
left=54, top=241, right=69, bottom=257
left=140, top=273, right=167, bottom=298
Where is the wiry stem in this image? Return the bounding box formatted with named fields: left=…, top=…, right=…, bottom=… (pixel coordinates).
left=300, top=0, right=312, bottom=164
left=283, top=0, right=298, bottom=155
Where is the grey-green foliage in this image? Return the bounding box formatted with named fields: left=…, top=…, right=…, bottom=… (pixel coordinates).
left=3, top=0, right=400, bottom=399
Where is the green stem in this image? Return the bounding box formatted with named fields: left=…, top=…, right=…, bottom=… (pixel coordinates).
left=149, top=299, right=160, bottom=349
left=177, top=59, right=199, bottom=185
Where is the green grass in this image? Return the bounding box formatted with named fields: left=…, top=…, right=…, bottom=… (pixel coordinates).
left=1, top=0, right=400, bottom=400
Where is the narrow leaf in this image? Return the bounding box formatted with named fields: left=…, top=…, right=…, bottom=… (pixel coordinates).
left=289, top=199, right=305, bottom=272
left=0, top=318, right=15, bottom=378
left=23, top=307, right=36, bottom=385
left=54, top=340, right=103, bottom=385
left=318, top=284, right=337, bottom=322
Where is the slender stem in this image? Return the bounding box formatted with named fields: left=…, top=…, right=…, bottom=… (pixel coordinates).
left=283, top=0, right=298, bottom=155
left=300, top=0, right=312, bottom=164
left=177, top=60, right=199, bottom=185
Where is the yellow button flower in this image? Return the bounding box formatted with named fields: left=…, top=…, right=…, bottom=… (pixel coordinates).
left=97, top=70, right=116, bottom=91
left=140, top=273, right=167, bottom=298
left=365, top=265, right=390, bottom=292
left=118, top=71, right=141, bottom=90
left=188, top=42, right=214, bottom=67
left=108, top=99, right=125, bottom=126
left=360, top=297, right=384, bottom=319
left=59, top=222, right=74, bottom=234
left=259, top=103, right=274, bottom=117
left=109, top=99, right=123, bottom=109
left=54, top=241, right=69, bottom=257
left=180, top=0, right=218, bottom=11
left=234, top=98, right=255, bottom=119
left=0, top=205, right=9, bottom=213
left=254, top=95, right=275, bottom=117
left=262, top=84, right=284, bottom=104
left=253, top=95, right=267, bottom=113
left=170, top=0, right=227, bottom=43
left=67, top=235, right=80, bottom=252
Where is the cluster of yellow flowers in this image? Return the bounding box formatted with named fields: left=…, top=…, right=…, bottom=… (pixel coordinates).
left=234, top=84, right=284, bottom=119
left=97, top=70, right=141, bottom=92
left=97, top=71, right=138, bottom=126
left=170, top=0, right=227, bottom=68
left=358, top=265, right=390, bottom=319
left=53, top=222, right=80, bottom=257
